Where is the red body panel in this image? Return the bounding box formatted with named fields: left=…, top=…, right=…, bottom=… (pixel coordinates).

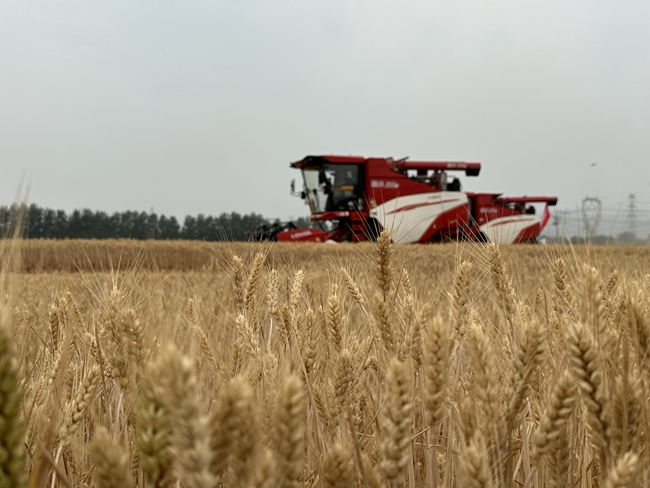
left=466, top=193, right=515, bottom=226
left=365, top=158, right=438, bottom=208
left=417, top=203, right=471, bottom=243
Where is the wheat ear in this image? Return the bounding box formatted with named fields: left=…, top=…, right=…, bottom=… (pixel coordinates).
left=506, top=318, right=545, bottom=430
left=468, top=324, right=501, bottom=421
left=232, top=255, right=246, bottom=312
left=302, top=308, right=318, bottom=378
left=210, top=376, right=258, bottom=484
left=360, top=452, right=383, bottom=488
left=334, top=348, right=354, bottom=420
left=155, top=343, right=215, bottom=488
left=251, top=448, right=275, bottom=488
left=578, top=265, right=606, bottom=334
left=273, top=374, right=305, bottom=488
left=546, top=425, right=571, bottom=488
left=327, top=285, right=344, bottom=353
left=121, top=308, right=145, bottom=371
left=0, top=314, right=26, bottom=488
left=410, top=304, right=430, bottom=370
left=450, top=260, right=472, bottom=339
left=245, top=252, right=265, bottom=308
left=89, top=426, right=134, bottom=488
left=59, top=364, right=100, bottom=446
left=136, top=371, right=174, bottom=488
left=553, top=258, right=577, bottom=319
left=374, top=292, right=395, bottom=355
left=566, top=322, right=612, bottom=465
left=423, top=315, right=449, bottom=429
left=323, top=443, right=354, bottom=488
left=627, top=293, right=650, bottom=366
left=380, top=357, right=412, bottom=484
left=532, top=369, right=577, bottom=460
left=461, top=432, right=494, bottom=488
left=267, top=268, right=280, bottom=321
left=611, top=368, right=644, bottom=455
left=375, top=229, right=393, bottom=299
left=487, top=243, right=517, bottom=326
left=48, top=303, right=60, bottom=353
left=289, top=270, right=304, bottom=311
left=340, top=267, right=365, bottom=306
left=602, top=452, right=639, bottom=488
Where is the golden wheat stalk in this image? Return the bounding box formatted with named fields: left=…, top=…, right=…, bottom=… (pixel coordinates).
left=89, top=426, right=134, bottom=488
left=506, top=318, right=545, bottom=430
left=323, top=443, right=354, bottom=488
left=423, top=315, right=449, bottom=429
left=460, top=432, right=494, bottom=488
left=273, top=374, right=305, bottom=488
left=136, top=372, right=174, bottom=488
left=532, top=369, right=577, bottom=459
left=380, top=357, right=412, bottom=484
left=375, top=230, right=393, bottom=300
left=59, top=364, right=100, bottom=446
left=340, top=267, right=365, bottom=306
left=602, top=452, right=639, bottom=488
left=487, top=243, right=517, bottom=327
left=450, top=260, right=472, bottom=339
left=210, top=376, right=258, bottom=484
left=566, top=322, right=613, bottom=466
left=245, top=252, right=265, bottom=309
left=0, top=310, right=26, bottom=488
left=327, top=285, right=344, bottom=354
left=154, top=343, right=215, bottom=488
left=232, top=255, right=246, bottom=312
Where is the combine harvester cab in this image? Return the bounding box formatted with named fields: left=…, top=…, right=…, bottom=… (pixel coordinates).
left=281, top=155, right=557, bottom=244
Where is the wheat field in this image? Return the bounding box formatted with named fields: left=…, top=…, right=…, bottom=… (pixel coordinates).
left=1, top=235, right=649, bottom=488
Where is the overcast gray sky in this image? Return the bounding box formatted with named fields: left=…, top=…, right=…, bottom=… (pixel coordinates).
left=2, top=0, right=649, bottom=231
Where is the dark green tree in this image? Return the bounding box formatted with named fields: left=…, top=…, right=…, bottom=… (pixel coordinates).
left=1, top=203, right=284, bottom=241
left=145, top=213, right=159, bottom=239
left=181, top=216, right=198, bottom=240
left=159, top=215, right=180, bottom=239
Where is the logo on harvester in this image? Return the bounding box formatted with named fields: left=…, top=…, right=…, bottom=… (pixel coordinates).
left=480, top=206, right=498, bottom=214
left=291, top=230, right=315, bottom=239
left=371, top=180, right=400, bottom=189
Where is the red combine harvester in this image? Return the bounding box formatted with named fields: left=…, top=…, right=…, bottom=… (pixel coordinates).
left=269, top=155, right=557, bottom=244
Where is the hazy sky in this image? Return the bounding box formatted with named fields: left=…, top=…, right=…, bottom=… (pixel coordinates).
left=2, top=1, right=649, bottom=230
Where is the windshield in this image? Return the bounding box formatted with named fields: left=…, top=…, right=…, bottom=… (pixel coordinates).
left=302, top=163, right=363, bottom=214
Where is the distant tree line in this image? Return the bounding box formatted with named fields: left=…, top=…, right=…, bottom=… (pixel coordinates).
left=0, top=204, right=311, bottom=241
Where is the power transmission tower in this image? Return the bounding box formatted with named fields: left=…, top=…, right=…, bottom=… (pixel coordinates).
left=552, top=212, right=560, bottom=239
left=552, top=210, right=570, bottom=241
left=627, top=193, right=637, bottom=236
left=582, top=197, right=602, bottom=242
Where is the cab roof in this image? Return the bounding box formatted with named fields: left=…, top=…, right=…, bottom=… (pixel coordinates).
left=291, top=155, right=367, bottom=168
